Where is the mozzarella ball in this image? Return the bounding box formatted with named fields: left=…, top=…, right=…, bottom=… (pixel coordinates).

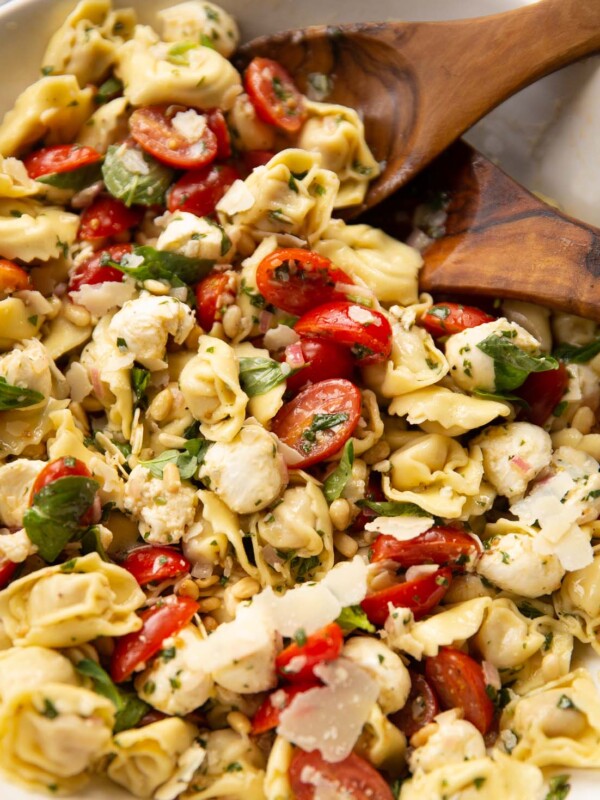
left=477, top=532, right=564, bottom=598
left=124, top=465, right=198, bottom=544
left=157, top=211, right=231, bottom=261
left=342, top=636, right=410, bottom=714
left=409, top=709, right=486, bottom=774
left=0, top=458, right=45, bottom=528
left=158, top=1, right=240, bottom=58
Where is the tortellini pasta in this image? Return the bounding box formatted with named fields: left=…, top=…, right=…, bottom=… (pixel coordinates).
left=189, top=729, right=266, bottom=800
left=354, top=703, right=406, bottom=778
left=342, top=636, right=410, bottom=714
left=76, top=96, right=129, bottom=152
left=0, top=155, right=39, bottom=198
left=408, top=709, right=486, bottom=774
left=0, top=459, right=45, bottom=528
left=228, top=93, right=277, bottom=152
left=554, top=547, right=600, bottom=653
left=234, top=341, right=285, bottom=425
left=0, top=646, right=78, bottom=704
left=0, top=198, right=79, bottom=261
left=158, top=1, right=240, bottom=57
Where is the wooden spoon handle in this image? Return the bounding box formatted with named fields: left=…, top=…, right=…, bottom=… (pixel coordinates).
left=419, top=142, right=600, bottom=320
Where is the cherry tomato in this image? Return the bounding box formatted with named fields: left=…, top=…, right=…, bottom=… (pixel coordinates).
left=206, top=109, right=232, bottom=159
left=256, top=248, right=352, bottom=316
left=271, top=378, right=362, bottom=468
left=30, top=456, right=92, bottom=501
left=360, top=567, right=452, bottom=627
left=0, top=559, right=18, bottom=590
left=110, top=595, right=199, bottom=683
left=251, top=683, right=319, bottom=734
left=295, top=302, right=393, bottom=365
left=0, top=259, right=31, bottom=293
left=24, top=144, right=102, bottom=179
left=517, top=360, right=569, bottom=426
left=425, top=648, right=495, bottom=735
left=68, top=243, right=131, bottom=293
left=244, top=57, right=306, bottom=133
left=289, top=750, right=394, bottom=800
left=129, top=105, right=217, bottom=169
left=420, top=302, right=494, bottom=338
left=241, top=150, right=275, bottom=172
left=167, top=163, right=240, bottom=217
left=390, top=672, right=440, bottom=738
left=370, top=526, right=482, bottom=569
left=120, top=546, right=190, bottom=585
left=78, top=196, right=143, bottom=241
left=281, top=338, right=355, bottom=395
left=349, top=474, right=385, bottom=533
left=194, top=271, right=235, bottom=330
left=276, top=623, right=344, bottom=683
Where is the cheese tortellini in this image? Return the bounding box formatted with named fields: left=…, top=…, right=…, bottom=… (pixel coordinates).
left=0, top=198, right=79, bottom=261
left=158, top=1, right=240, bottom=57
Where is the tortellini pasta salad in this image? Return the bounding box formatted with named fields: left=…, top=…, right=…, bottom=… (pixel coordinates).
left=0, top=2, right=599, bottom=799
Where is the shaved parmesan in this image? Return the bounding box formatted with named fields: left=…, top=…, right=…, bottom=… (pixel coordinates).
left=155, top=743, right=206, bottom=800
left=216, top=179, right=255, bottom=216
left=171, top=109, right=207, bottom=142
left=263, top=324, right=300, bottom=351
left=70, top=280, right=137, bottom=316
left=13, top=290, right=52, bottom=315
left=65, top=361, right=93, bottom=403
left=365, top=515, right=434, bottom=540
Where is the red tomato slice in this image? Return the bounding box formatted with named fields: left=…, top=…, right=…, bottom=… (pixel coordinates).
left=31, top=456, right=92, bottom=501
left=425, top=648, right=495, bottom=734
left=289, top=750, right=394, bottom=800
left=295, top=302, right=393, bottom=365
left=390, top=672, right=440, bottom=738
left=167, top=163, right=240, bottom=217
left=276, top=623, right=343, bottom=683
left=517, top=360, right=569, bottom=426
left=110, top=595, right=199, bottom=683
left=256, top=248, right=353, bottom=316
left=0, top=559, right=18, bottom=590
left=271, top=378, right=362, bottom=468
left=129, top=105, right=217, bottom=169
left=251, top=683, right=319, bottom=734
left=241, top=150, right=275, bottom=173
left=68, top=243, right=131, bottom=294
left=78, top=196, right=143, bottom=241
left=206, top=109, right=232, bottom=159
left=194, top=271, right=236, bottom=330
left=244, top=57, right=306, bottom=134
left=361, top=567, right=452, bottom=627
left=24, top=144, right=102, bottom=179
left=0, top=259, right=31, bottom=293
left=420, top=302, right=494, bottom=338
left=370, top=526, right=482, bottom=569
left=280, top=338, right=355, bottom=395
left=120, top=546, right=190, bottom=585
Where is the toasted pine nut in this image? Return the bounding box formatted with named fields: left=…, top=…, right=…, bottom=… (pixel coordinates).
left=203, top=615, right=218, bottom=632
left=64, top=302, right=91, bottom=327
left=227, top=711, right=251, bottom=735
left=329, top=498, right=351, bottom=531
left=195, top=574, right=220, bottom=589
left=198, top=596, right=222, bottom=613
left=45, top=296, right=62, bottom=320
left=178, top=578, right=200, bottom=600
left=333, top=531, right=359, bottom=558
left=143, top=279, right=170, bottom=295
left=231, top=577, right=261, bottom=600
left=351, top=458, right=368, bottom=483
left=572, top=406, right=595, bottom=435
left=222, top=304, right=242, bottom=339
left=148, top=388, right=174, bottom=422
left=163, top=462, right=181, bottom=493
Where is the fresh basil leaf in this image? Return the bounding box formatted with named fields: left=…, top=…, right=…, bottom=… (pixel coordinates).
left=336, top=604, right=375, bottom=633
left=139, top=438, right=211, bottom=480
left=300, top=412, right=349, bottom=454
left=112, top=245, right=215, bottom=289
left=132, top=365, right=151, bottom=410
left=113, top=691, right=150, bottom=733
left=477, top=334, right=559, bottom=392
left=356, top=499, right=430, bottom=517
left=102, top=144, right=174, bottom=207
left=238, top=357, right=292, bottom=397
left=75, top=659, right=149, bottom=733
left=37, top=161, right=103, bottom=191
left=24, top=476, right=100, bottom=562
left=545, top=774, right=571, bottom=800
left=0, top=376, right=44, bottom=410
left=95, top=75, right=124, bottom=104
left=472, top=388, right=530, bottom=410
left=554, top=337, right=600, bottom=364
left=323, top=440, right=354, bottom=503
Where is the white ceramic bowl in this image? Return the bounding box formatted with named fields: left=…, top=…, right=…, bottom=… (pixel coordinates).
left=0, top=0, right=599, bottom=798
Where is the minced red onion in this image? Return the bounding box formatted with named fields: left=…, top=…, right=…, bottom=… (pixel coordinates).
left=285, top=342, right=305, bottom=368
left=259, top=309, right=273, bottom=332
left=482, top=660, right=501, bottom=690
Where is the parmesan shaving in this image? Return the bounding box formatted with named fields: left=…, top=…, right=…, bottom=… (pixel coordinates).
left=365, top=515, right=434, bottom=540
left=216, top=179, right=256, bottom=216
left=69, top=280, right=137, bottom=316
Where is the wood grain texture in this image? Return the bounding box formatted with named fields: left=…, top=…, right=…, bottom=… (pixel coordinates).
left=240, top=0, right=600, bottom=214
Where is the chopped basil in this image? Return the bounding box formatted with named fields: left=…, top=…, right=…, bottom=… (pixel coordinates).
left=0, top=376, right=44, bottom=410
left=293, top=628, right=307, bottom=647
left=132, top=365, right=151, bottom=410
left=289, top=553, right=320, bottom=582
left=24, top=476, right=100, bottom=563
left=557, top=694, right=577, bottom=710
left=323, top=440, right=354, bottom=503
left=336, top=604, right=375, bottom=633
left=545, top=774, right=571, bottom=800
left=105, top=244, right=215, bottom=291
left=238, top=357, right=292, bottom=397
left=167, top=41, right=200, bottom=65
left=554, top=337, right=600, bottom=364
left=553, top=400, right=568, bottom=417
left=476, top=334, right=559, bottom=392
left=95, top=75, right=123, bottom=104
left=42, top=698, right=59, bottom=719
left=140, top=437, right=211, bottom=481
left=517, top=602, right=545, bottom=619
left=300, top=412, right=349, bottom=454
left=36, top=160, right=103, bottom=191
left=102, top=144, right=174, bottom=207
left=76, top=659, right=149, bottom=733
left=356, top=499, right=430, bottom=517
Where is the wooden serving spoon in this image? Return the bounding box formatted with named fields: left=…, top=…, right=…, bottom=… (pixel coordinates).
left=359, top=140, right=600, bottom=320
left=240, top=0, right=600, bottom=215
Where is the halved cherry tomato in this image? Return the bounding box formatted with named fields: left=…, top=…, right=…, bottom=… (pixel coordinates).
left=206, top=109, right=232, bottom=159
left=281, top=338, right=355, bottom=395
left=68, top=243, right=131, bottom=293
left=78, top=196, right=143, bottom=241
left=271, top=378, right=362, bottom=468
left=129, top=105, right=217, bottom=169
left=425, top=648, right=495, bottom=734
left=370, top=526, right=482, bottom=569
left=391, top=672, right=440, bottom=738
left=167, top=163, right=240, bottom=217
left=110, top=595, right=199, bottom=683
left=256, top=248, right=352, bottom=316
left=241, top=150, right=275, bottom=172
left=194, top=271, right=235, bottom=330
left=120, top=546, right=190, bottom=585
left=0, top=259, right=31, bottom=293
left=0, top=559, right=18, bottom=591
left=24, top=144, right=102, bottom=179
left=244, top=57, right=306, bottom=134
left=276, top=623, right=343, bottom=683
left=251, top=683, right=319, bottom=734
left=361, top=567, right=452, bottom=627
left=289, top=750, right=394, bottom=800
left=30, top=456, right=92, bottom=501
left=295, top=302, right=393, bottom=365
left=517, top=360, right=569, bottom=426
left=420, top=302, right=494, bottom=338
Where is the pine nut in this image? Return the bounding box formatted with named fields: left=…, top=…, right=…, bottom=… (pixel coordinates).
left=198, top=596, right=222, bottom=613
left=45, top=296, right=62, bottom=320
left=143, top=279, right=170, bottom=295
left=178, top=578, right=200, bottom=600
left=64, top=302, right=91, bottom=327
left=351, top=459, right=368, bottom=483
left=572, top=406, right=595, bottom=435
left=329, top=498, right=351, bottom=531
left=195, top=575, right=220, bottom=589
left=227, top=711, right=251, bottom=735
left=333, top=531, right=358, bottom=558
left=148, top=388, right=173, bottom=422
left=203, top=615, right=218, bottom=632
left=222, top=304, right=242, bottom=339
left=231, top=577, right=261, bottom=600
left=163, top=462, right=181, bottom=493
